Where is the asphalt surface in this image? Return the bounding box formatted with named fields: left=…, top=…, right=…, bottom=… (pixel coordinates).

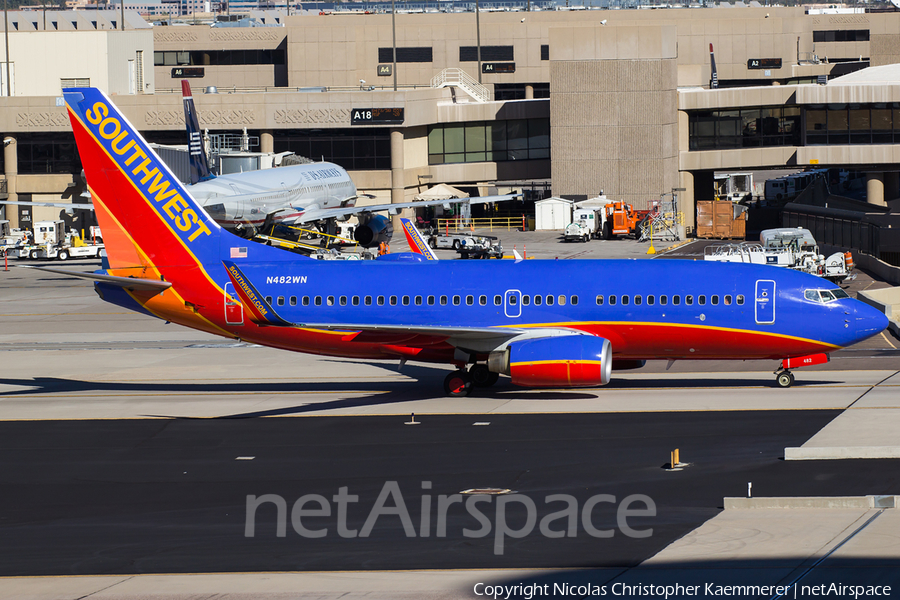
left=2, top=411, right=900, bottom=577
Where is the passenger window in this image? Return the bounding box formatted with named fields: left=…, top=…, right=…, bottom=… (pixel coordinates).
left=466, top=295, right=474, bottom=306
left=609, top=295, right=617, bottom=306
left=534, top=295, right=542, bottom=306
left=634, top=295, right=642, bottom=306
left=546, top=295, right=554, bottom=306
left=673, top=295, right=680, bottom=305
left=596, top=295, right=604, bottom=306
left=402, top=296, right=410, bottom=306
left=327, top=296, right=335, bottom=306
left=660, top=295, right=667, bottom=305
left=351, top=296, right=359, bottom=306
left=479, top=295, right=487, bottom=306
left=266, top=296, right=273, bottom=305
left=698, top=295, right=706, bottom=306
left=494, top=295, right=502, bottom=306
left=522, top=295, right=530, bottom=306
left=314, top=296, right=322, bottom=306
left=390, top=296, right=398, bottom=306
left=571, top=295, right=578, bottom=306
left=377, top=296, right=385, bottom=306
left=453, top=296, right=461, bottom=305
left=277, top=296, right=284, bottom=306
left=440, top=295, right=448, bottom=305
left=427, top=295, right=435, bottom=305
left=711, top=295, right=719, bottom=306
left=290, top=296, right=297, bottom=306
left=558, top=295, right=566, bottom=306
left=340, top=296, right=347, bottom=306
left=621, top=295, right=629, bottom=306
left=686, top=296, right=693, bottom=306
left=647, top=295, right=654, bottom=306
left=364, top=296, right=372, bottom=306
left=415, top=296, right=423, bottom=306
left=509, top=295, right=518, bottom=305
left=302, top=296, right=310, bottom=306
left=737, top=295, right=745, bottom=305
left=724, top=295, right=732, bottom=305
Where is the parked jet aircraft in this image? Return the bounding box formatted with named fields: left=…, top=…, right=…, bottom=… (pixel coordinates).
left=179, top=80, right=520, bottom=246
left=51, top=88, right=888, bottom=396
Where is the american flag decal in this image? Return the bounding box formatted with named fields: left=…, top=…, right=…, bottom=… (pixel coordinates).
left=230, top=247, right=248, bottom=258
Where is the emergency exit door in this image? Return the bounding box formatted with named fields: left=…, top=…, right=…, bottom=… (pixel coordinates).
left=755, top=280, right=775, bottom=324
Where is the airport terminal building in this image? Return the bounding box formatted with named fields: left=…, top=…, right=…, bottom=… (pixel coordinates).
left=1, top=5, right=899, bottom=232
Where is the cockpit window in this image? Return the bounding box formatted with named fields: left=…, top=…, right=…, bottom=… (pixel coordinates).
left=805, top=288, right=848, bottom=303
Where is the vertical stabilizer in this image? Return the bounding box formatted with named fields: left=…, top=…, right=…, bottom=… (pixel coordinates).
left=64, top=87, right=222, bottom=274
left=182, top=80, right=215, bottom=184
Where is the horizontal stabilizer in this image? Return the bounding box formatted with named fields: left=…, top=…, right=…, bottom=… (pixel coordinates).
left=23, top=266, right=171, bottom=291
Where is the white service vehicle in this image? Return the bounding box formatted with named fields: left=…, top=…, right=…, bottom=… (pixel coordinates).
left=0, top=220, right=28, bottom=255
left=564, top=207, right=603, bottom=242
left=703, top=227, right=854, bottom=283
left=27, top=220, right=105, bottom=261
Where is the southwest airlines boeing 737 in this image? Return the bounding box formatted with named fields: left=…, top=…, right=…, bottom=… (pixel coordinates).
left=49, top=87, right=888, bottom=396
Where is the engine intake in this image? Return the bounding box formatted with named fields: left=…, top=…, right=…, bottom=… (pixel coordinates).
left=489, top=335, right=612, bottom=388
left=354, top=214, right=394, bottom=248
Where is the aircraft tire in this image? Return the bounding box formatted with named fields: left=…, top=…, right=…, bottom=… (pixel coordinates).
left=470, top=364, right=499, bottom=387
left=776, top=371, right=793, bottom=388
left=444, top=370, right=473, bottom=397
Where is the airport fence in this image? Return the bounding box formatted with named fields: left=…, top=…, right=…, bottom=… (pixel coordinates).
left=782, top=207, right=900, bottom=267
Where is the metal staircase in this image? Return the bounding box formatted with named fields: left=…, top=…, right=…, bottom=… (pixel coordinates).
left=431, top=68, right=491, bottom=103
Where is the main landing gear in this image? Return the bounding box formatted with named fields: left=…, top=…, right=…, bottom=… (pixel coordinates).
left=443, top=364, right=500, bottom=397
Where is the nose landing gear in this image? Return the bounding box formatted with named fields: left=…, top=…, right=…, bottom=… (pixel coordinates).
left=775, top=369, right=795, bottom=388
left=774, top=353, right=830, bottom=388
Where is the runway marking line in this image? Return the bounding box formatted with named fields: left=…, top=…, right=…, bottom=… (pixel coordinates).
left=880, top=331, right=897, bottom=350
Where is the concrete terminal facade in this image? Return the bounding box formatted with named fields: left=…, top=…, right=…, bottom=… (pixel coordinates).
left=2, top=6, right=900, bottom=232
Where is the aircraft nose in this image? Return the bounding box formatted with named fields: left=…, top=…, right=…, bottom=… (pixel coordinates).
left=852, top=301, right=890, bottom=342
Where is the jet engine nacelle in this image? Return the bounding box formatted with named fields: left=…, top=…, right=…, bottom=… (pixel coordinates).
left=354, top=214, right=394, bottom=248
left=488, top=335, right=612, bottom=388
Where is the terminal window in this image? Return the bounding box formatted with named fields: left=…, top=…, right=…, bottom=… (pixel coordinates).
left=690, top=104, right=900, bottom=149
left=428, top=119, right=550, bottom=164
left=377, top=47, right=433, bottom=63
left=16, top=132, right=81, bottom=175
left=274, top=128, right=391, bottom=171
left=153, top=49, right=285, bottom=66
left=459, top=46, right=514, bottom=62
left=813, top=30, right=869, bottom=42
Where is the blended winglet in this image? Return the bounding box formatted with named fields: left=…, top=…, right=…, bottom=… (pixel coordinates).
left=400, top=218, right=438, bottom=260
left=222, top=260, right=293, bottom=326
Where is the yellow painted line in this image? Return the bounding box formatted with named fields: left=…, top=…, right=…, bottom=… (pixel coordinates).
left=880, top=331, right=897, bottom=350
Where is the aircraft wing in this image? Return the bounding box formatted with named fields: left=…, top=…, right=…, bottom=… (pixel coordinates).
left=1, top=200, right=94, bottom=210
left=294, top=193, right=521, bottom=224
